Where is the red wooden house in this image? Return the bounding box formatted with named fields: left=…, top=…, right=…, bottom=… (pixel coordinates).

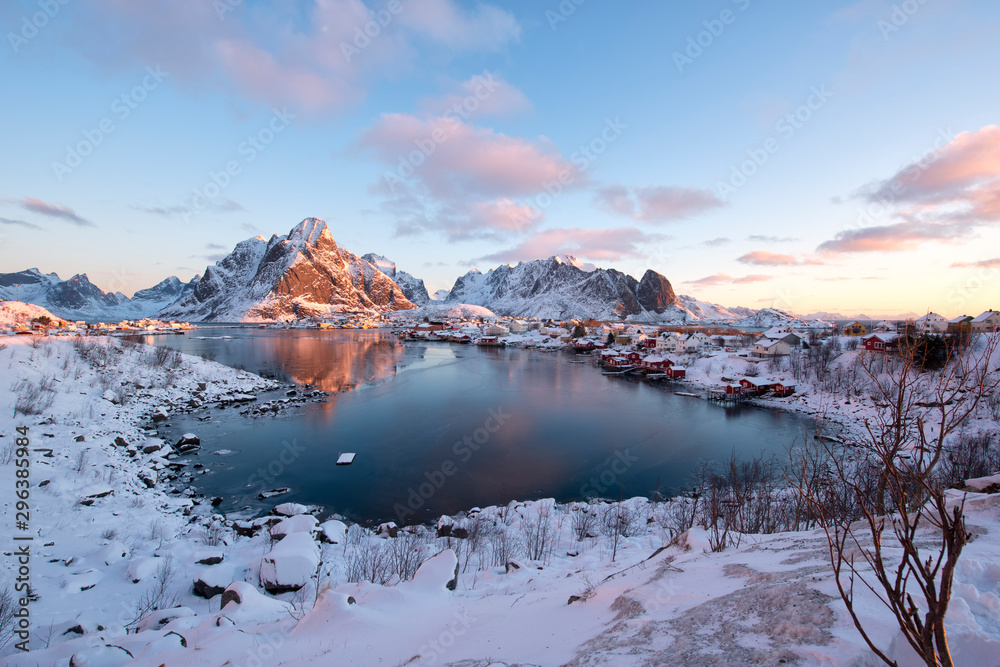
left=773, top=382, right=796, bottom=396
left=739, top=377, right=775, bottom=393
left=642, top=338, right=658, bottom=349
left=667, top=366, right=687, bottom=379
left=861, top=333, right=900, bottom=353
left=640, top=355, right=673, bottom=371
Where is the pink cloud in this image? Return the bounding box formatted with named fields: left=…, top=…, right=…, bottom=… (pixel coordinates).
left=950, top=257, right=1000, bottom=269
left=595, top=185, right=724, bottom=223
left=737, top=250, right=825, bottom=266
left=822, top=125, right=1000, bottom=254
left=684, top=273, right=773, bottom=286
left=3, top=197, right=92, bottom=226
left=418, top=72, right=533, bottom=118
left=64, top=0, right=520, bottom=115
left=476, top=227, right=665, bottom=264
left=361, top=113, right=580, bottom=199
left=818, top=221, right=970, bottom=254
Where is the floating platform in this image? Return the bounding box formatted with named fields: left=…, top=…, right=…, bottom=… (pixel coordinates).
left=336, top=453, right=356, bottom=465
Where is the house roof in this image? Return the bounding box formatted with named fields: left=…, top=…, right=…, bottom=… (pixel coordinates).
left=642, top=355, right=669, bottom=363
left=973, top=310, right=998, bottom=323
left=757, top=338, right=787, bottom=348
left=742, top=377, right=775, bottom=386
left=864, top=332, right=899, bottom=343
left=915, top=312, right=944, bottom=322
left=948, top=316, right=972, bottom=324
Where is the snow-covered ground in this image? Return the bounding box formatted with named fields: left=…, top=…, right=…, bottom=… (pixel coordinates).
left=2, top=335, right=999, bottom=666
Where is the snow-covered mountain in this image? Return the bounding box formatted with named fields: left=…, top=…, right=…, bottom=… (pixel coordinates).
left=160, top=218, right=416, bottom=321
left=0, top=269, right=187, bottom=321
left=441, top=256, right=753, bottom=322
left=361, top=253, right=431, bottom=305
left=676, top=295, right=755, bottom=322
left=732, top=307, right=810, bottom=329
left=443, top=256, right=681, bottom=320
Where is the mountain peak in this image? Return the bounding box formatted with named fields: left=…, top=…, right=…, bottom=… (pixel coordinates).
left=288, top=218, right=330, bottom=247
left=551, top=254, right=597, bottom=272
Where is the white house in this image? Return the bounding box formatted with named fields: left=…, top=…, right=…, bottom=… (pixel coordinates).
left=914, top=312, right=948, bottom=333
left=752, top=338, right=792, bottom=357
left=972, top=309, right=1000, bottom=333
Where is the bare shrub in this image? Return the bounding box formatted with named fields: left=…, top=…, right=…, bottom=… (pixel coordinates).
left=571, top=506, right=597, bottom=541
left=519, top=505, right=557, bottom=563
left=125, top=556, right=179, bottom=632
left=600, top=502, right=637, bottom=562
left=100, top=527, right=118, bottom=541
left=938, top=432, right=1000, bottom=487
left=486, top=524, right=516, bottom=567
left=0, top=583, right=16, bottom=652
left=345, top=529, right=392, bottom=585
left=389, top=532, right=425, bottom=582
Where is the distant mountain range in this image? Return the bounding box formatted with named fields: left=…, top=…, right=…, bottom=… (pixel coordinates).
left=1, top=217, right=761, bottom=324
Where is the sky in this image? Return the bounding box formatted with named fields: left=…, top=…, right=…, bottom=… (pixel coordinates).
left=1, top=0, right=999, bottom=318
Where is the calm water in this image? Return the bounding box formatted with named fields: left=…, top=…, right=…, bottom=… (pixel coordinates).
left=148, top=329, right=814, bottom=524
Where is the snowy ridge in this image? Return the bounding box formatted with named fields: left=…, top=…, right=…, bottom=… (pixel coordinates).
left=0, top=269, right=188, bottom=321
left=732, top=307, right=810, bottom=329
left=361, top=253, right=431, bottom=305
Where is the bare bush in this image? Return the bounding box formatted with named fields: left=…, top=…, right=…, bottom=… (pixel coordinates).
left=519, top=505, right=557, bottom=563
left=125, top=556, right=179, bottom=632
left=600, top=502, right=637, bottom=562
left=345, top=530, right=392, bottom=585
left=571, top=506, right=597, bottom=541
left=389, top=532, right=425, bottom=582
left=12, top=376, right=57, bottom=417
left=0, top=583, right=16, bottom=652
left=938, top=432, right=1000, bottom=487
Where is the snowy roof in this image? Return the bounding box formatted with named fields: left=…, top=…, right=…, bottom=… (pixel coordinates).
left=742, top=377, right=775, bottom=386
left=757, top=338, right=787, bottom=348
left=915, top=312, right=944, bottom=322
left=948, top=315, right=972, bottom=324
left=973, top=310, right=998, bottom=323
left=864, top=332, right=899, bottom=343
left=642, top=355, right=668, bottom=363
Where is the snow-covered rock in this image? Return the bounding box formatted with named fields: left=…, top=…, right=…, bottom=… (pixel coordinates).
left=259, top=532, right=320, bottom=593
left=219, top=581, right=295, bottom=625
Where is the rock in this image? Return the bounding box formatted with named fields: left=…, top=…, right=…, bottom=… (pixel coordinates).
left=505, top=560, right=523, bottom=574
left=142, top=443, right=164, bottom=455
left=270, top=514, right=318, bottom=541
left=259, top=533, right=320, bottom=594
left=80, top=483, right=114, bottom=500
left=220, top=581, right=294, bottom=625
left=153, top=408, right=170, bottom=422
left=568, top=595, right=584, bottom=605
left=113, top=436, right=128, bottom=448
left=194, top=551, right=224, bottom=566
left=135, top=607, right=196, bottom=633
left=257, top=487, right=291, bottom=500
left=176, top=434, right=201, bottom=453
left=409, top=549, right=459, bottom=592
left=376, top=522, right=398, bottom=538
left=319, top=520, right=347, bottom=544
left=69, top=645, right=133, bottom=667
left=210, top=496, right=224, bottom=507
left=75, top=435, right=86, bottom=442
left=138, top=470, right=157, bottom=488
left=193, top=567, right=231, bottom=599
left=271, top=502, right=312, bottom=517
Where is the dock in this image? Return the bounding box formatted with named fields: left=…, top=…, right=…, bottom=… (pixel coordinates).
left=336, top=453, right=356, bottom=465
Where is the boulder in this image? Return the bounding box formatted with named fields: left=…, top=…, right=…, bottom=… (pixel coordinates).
left=259, top=533, right=320, bottom=594
left=270, top=514, right=318, bottom=541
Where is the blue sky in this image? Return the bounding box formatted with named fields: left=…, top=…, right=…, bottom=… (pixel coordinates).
left=2, top=0, right=999, bottom=316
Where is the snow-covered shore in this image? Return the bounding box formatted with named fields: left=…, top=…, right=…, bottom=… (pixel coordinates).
left=2, top=335, right=999, bottom=666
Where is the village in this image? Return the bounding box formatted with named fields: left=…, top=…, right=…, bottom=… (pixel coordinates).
left=393, top=307, right=1000, bottom=406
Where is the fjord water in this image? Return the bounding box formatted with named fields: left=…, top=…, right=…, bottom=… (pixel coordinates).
left=151, top=329, right=812, bottom=524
